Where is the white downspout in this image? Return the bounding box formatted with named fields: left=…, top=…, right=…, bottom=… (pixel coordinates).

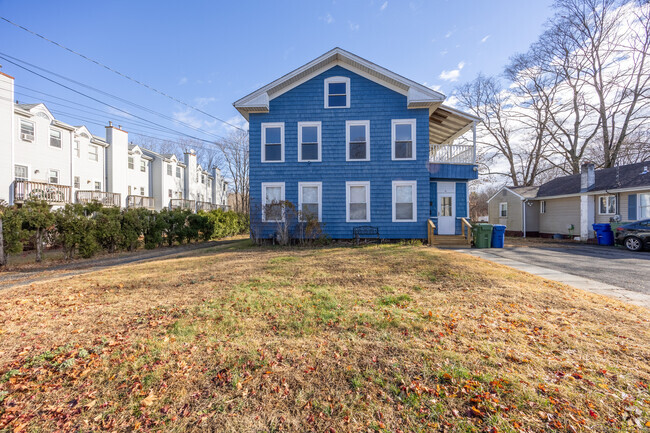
left=472, top=122, right=477, bottom=164
left=522, top=200, right=526, bottom=238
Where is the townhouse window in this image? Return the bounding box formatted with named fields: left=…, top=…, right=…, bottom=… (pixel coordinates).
left=140, top=187, right=145, bottom=196
left=298, top=122, right=321, bottom=162
left=128, top=186, right=132, bottom=195
left=299, top=182, right=322, bottom=221
left=128, top=157, right=134, bottom=170
left=262, top=182, right=285, bottom=222
left=48, top=169, right=59, bottom=184
left=346, top=120, right=370, bottom=161
left=176, top=167, right=181, bottom=178
left=599, top=195, right=616, bottom=215
left=324, top=76, right=350, bottom=108
left=14, top=165, right=28, bottom=181
left=392, top=119, right=416, bottom=160
left=346, top=181, right=370, bottom=222
left=262, top=123, right=284, bottom=162
left=392, top=181, right=417, bottom=222
left=74, top=140, right=80, bottom=158
left=88, top=145, right=98, bottom=161
left=50, top=129, right=62, bottom=149
left=639, top=193, right=650, bottom=219
left=201, top=174, right=205, bottom=184
left=167, top=164, right=172, bottom=176
left=499, top=202, right=507, bottom=217
left=94, top=181, right=101, bottom=191
left=168, top=189, right=173, bottom=198
left=20, top=120, right=34, bottom=141
left=540, top=200, right=546, bottom=214
left=74, top=176, right=80, bottom=189
left=140, top=160, right=146, bottom=172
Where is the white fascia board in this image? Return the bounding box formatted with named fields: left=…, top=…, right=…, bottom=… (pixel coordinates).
left=536, top=185, right=650, bottom=200
left=486, top=186, right=524, bottom=204
left=52, top=119, right=76, bottom=131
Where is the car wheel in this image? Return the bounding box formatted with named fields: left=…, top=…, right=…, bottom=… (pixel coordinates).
left=624, top=236, right=642, bottom=252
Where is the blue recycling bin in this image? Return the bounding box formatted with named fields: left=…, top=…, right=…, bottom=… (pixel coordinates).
left=592, top=223, right=614, bottom=246
left=491, top=224, right=506, bottom=248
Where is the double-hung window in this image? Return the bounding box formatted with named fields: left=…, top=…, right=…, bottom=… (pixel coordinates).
left=14, top=165, right=28, bottom=181
left=94, top=181, right=101, bottom=191
left=140, top=160, right=146, bottom=172
left=48, top=169, right=59, bottom=184
left=346, top=120, right=370, bottom=161
left=128, top=157, right=134, bottom=170
left=299, top=182, right=322, bottom=221
left=392, top=181, right=417, bottom=222
left=540, top=200, right=546, bottom=214
left=346, top=181, right=370, bottom=222
left=499, top=202, right=507, bottom=217
left=88, top=145, right=98, bottom=161
left=391, top=119, right=416, bottom=160
left=640, top=193, right=650, bottom=219
left=261, top=123, right=284, bottom=162
left=20, top=120, right=34, bottom=141
left=49, top=129, right=62, bottom=149
left=140, top=187, right=145, bottom=196
left=176, top=167, right=181, bottom=178
left=599, top=195, right=616, bottom=215
left=298, top=122, right=321, bottom=162
left=74, top=176, right=80, bottom=189
left=167, top=164, right=172, bottom=176
left=262, top=182, right=285, bottom=222
left=324, top=76, right=350, bottom=108
left=74, top=141, right=80, bottom=157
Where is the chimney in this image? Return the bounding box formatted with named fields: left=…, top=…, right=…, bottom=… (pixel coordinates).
left=580, top=162, right=595, bottom=192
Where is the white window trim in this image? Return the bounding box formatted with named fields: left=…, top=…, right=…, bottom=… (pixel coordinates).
left=94, top=181, right=102, bottom=192
left=346, top=181, right=371, bottom=223
left=88, top=144, right=99, bottom=161
left=128, top=156, right=134, bottom=170
left=73, top=176, right=80, bottom=189
left=140, top=160, right=146, bottom=172
left=261, top=122, right=285, bottom=163
left=298, top=182, right=322, bottom=222
left=540, top=200, right=546, bottom=214
left=49, top=128, right=63, bottom=150
left=48, top=169, right=60, bottom=185
left=324, top=76, right=350, bottom=109
left=499, top=202, right=508, bottom=217
left=639, top=193, right=650, bottom=220
left=345, top=120, right=370, bottom=162
left=167, top=164, right=173, bottom=176
left=391, top=119, right=417, bottom=161
left=392, top=180, right=417, bottom=222
left=262, top=182, right=286, bottom=222
left=14, top=164, right=30, bottom=181
left=297, top=121, right=322, bottom=162
left=598, top=195, right=616, bottom=215
left=20, top=119, right=35, bottom=142
left=74, top=140, right=80, bottom=158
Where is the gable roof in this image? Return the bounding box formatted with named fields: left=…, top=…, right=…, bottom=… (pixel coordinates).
left=233, top=47, right=447, bottom=121
left=537, top=161, right=650, bottom=198
left=487, top=185, right=539, bottom=203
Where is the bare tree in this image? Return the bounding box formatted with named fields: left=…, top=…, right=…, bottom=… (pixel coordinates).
left=216, top=130, right=249, bottom=214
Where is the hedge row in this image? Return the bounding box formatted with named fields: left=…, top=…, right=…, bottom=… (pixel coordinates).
left=0, top=200, right=248, bottom=265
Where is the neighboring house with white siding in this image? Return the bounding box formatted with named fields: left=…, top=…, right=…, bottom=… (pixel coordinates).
left=488, top=162, right=650, bottom=240
left=0, top=69, right=229, bottom=211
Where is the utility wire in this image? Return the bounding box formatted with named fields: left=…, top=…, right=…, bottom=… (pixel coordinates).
left=0, top=15, right=245, bottom=132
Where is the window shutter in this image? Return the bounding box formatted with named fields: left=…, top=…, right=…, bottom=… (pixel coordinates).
left=628, top=194, right=637, bottom=220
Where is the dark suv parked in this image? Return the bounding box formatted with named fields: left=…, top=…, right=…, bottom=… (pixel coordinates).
left=614, top=219, right=650, bottom=251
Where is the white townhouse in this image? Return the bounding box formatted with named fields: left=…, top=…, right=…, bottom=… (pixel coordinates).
left=0, top=69, right=228, bottom=211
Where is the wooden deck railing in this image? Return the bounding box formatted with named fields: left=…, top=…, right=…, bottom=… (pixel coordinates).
left=76, top=190, right=121, bottom=207
left=461, top=217, right=473, bottom=246
left=14, top=180, right=71, bottom=204
left=196, top=201, right=218, bottom=212
left=427, top=219, right=436, bottom=245
left=127, top=195, right=155, bottom=210
left=430, top=144, right=475, bottom=164
left=170, top=198, right=195, bottom=211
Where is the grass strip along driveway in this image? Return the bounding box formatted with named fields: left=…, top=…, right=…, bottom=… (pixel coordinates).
left=0, top=240, right=648, bottom=432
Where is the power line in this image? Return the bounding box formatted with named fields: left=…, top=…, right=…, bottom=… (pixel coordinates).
left=0, top=15, right=245, bottom=132
left=0, top=53, right=222, bottom=145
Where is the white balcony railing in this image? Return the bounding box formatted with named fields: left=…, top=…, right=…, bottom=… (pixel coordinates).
left=429, top=144, right=475, bottom=164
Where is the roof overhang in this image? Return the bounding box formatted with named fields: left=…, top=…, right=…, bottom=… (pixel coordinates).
left=487, top=186, right=524, bottom=204
left=233, top=47, right=446, bottom=121
left=535, top=185, right=650, bottom=200
left=429, top=105, right=479, bottom=145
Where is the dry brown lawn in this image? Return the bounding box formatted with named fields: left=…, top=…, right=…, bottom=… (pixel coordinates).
left=0, top=240, right=648, bottom=432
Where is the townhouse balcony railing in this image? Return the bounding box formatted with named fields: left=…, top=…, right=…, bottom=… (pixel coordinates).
left=196, top=201, right=225, bottom=212
left=127, top=195, right=156, bottom=210
left=14, top=180, right=71, bottom=204
left=429, top=144, right=475, bottom=164
left=170, top=198, right=195, bottom=211
left=76, top=190, right=121, bottom=207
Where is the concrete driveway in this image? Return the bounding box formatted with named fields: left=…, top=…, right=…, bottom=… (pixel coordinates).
left=458, top=243, right=650, bottom=308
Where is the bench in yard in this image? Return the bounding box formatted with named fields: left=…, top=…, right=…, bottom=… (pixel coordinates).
left=353, top=226, right=380, bottom=245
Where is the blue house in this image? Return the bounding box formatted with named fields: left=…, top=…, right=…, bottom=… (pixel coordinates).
left=234, top=48, right=478, bottom=241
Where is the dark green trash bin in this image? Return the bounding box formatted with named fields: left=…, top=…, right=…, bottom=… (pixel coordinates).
left=472, top=223, right=493, bottom=248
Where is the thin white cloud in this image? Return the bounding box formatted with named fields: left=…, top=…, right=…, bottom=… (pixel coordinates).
left=440, top=49, right=448, bottom=56
left=480, top=34, right=491, bottom=43
left=194, top=97, right=215, bottom=108
left=320, top=13, right=334, bottom=24
left=439, top=61, right=465, bottom=82
left=380, top=1, right=388, bottom=11
left=348, top=21, right=359, bottom=31
left=445, top=30, right=453, bottom=38
left=178, top=77, right=188, bottom=85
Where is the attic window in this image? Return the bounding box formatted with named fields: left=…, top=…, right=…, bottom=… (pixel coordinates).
left=324, top=77, right=350, bottom=108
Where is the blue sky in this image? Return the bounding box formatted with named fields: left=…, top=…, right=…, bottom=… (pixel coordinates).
left=0, top=0, right=554, bottom=142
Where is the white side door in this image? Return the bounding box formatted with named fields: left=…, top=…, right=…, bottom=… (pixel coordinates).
left=437, top=182, right=455, bottom=235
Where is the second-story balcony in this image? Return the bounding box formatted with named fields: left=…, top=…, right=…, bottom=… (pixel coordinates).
left=76, top=190, right=121, bottom=207
left=127, top=195, right=156, bottom=210
left=170, top=198, right=195, bottom=211
left=196, top=201, right=221, bottom=212
left=430, top=144, right=475, bottom=164
left=428, top=105, right=478, bottom=165
left=14, top=180, right=71, bottom=205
